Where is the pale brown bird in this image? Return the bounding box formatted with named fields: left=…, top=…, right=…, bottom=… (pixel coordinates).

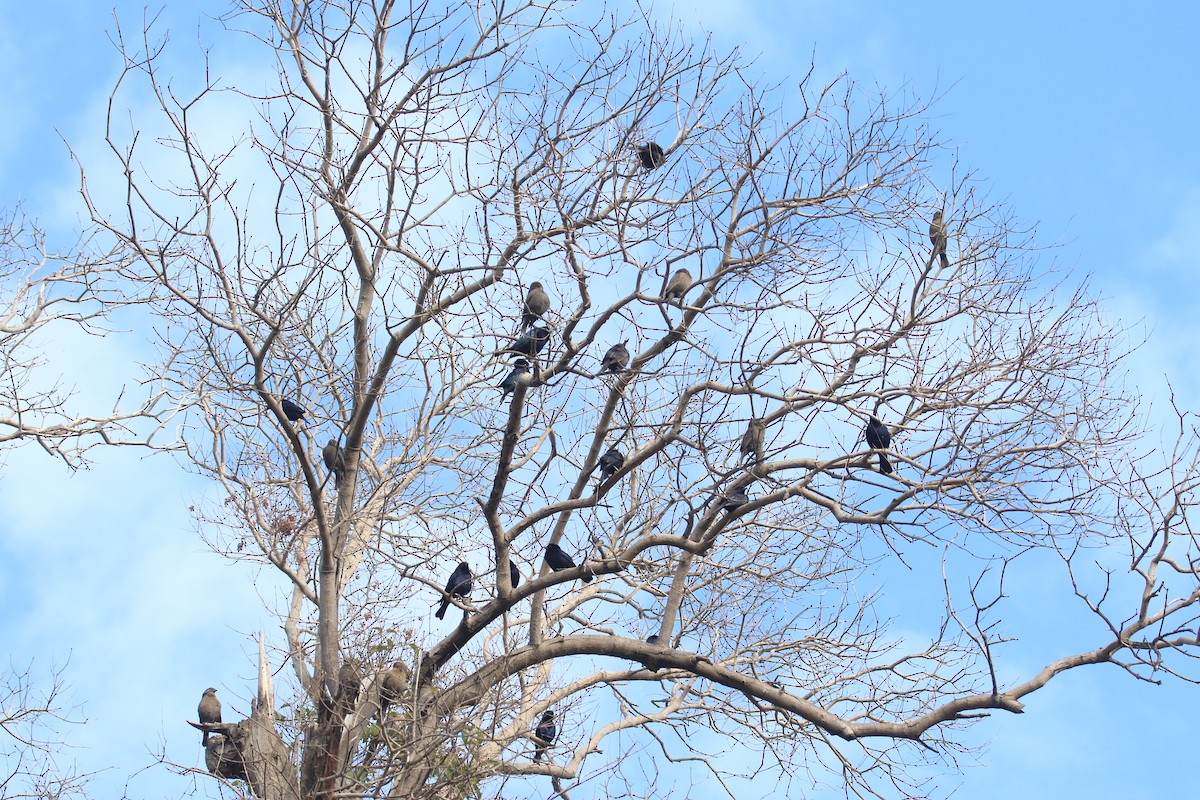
left=929, top=210, right=949, bottom=269
left=521, top=282, right=550, bottom=330
left=322, top=439, right=346, bottom=487
left=740, top=417, right=765, bottom=463
left=663, top=268, right=692, bottom=305
left=380, top=661, right=410, bottom=713
left=600, top=341, right=630, bottom=374
left=198, top=687, right=221, bottom=745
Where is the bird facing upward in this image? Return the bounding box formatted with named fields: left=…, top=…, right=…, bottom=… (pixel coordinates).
left=198, top=687, right=221, bottom=745
left=521, top=282, right=550, bottom=330
left=435, top=562, right=474, bottom=619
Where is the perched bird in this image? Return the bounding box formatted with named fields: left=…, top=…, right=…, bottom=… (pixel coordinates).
left=646, top=634, right=660, bottom=645
left=198, top=687, right=221, bottom=745
left=322, top=439, right=346, bottom=487
left=663, top=268, right=692, bottom=304
left=740, top=417, right=765, bottom=463
left=544, top=543, right=593, bottom=583
left=532, top=710, right=557, bottom=763
left=596, top=447, right=625, bottom=483
left=380, top=661, right=410, bottom=713
left=600, top=341, right=630, bottom=374
left=637, top=142, right=666, bottom=171
left=497, top=325, right=551, bottom=359
left=508, top=559, right=522, bottom=589
left=280, top=398, right=306, bottom=422
left=864, top=416, right=894, bottom=475
left=929, top=210, right=949, bottom=269
left=435, top=562, right=474, bottom=619
left=521, top=282, right=551, bottom=330
left=499, top=359, right=531, bottom=401
left=645, top=634, right=662, bottom=671
left=719, top=486, right=749, bottom=512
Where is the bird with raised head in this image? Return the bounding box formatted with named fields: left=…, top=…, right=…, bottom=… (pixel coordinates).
left=198, top=687, right=221, bottom=745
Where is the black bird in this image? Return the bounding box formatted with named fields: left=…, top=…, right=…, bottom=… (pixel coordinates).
left=600, top=341, right=629, bottom=374
left=644, top=634, right=663, bottom=671
left=544, top=543, right=592, bottom=583
left=929, top=210, right=949, bottom=269
left=637, top=142, right=666, bottom=170
left=435, top=562, right=474, bottom=619
left=521, top=282, right=551, bottom=330
left=508, top=559, right=522, bottom=589
left=864, top=416, right=894, bottom=475
left=596, top=446, right=625, bottom=483
left=740, top=417, right=765, bottom=463
left=497, top=325, right=551, bottom=359
left=198, top=687, right=221, bottom=745
left=719, top=486, right=749, bottom=512
left=663, top=268, right=692, bottom=304
left=322, top=439, right=346, bottom=487
left=499, top=359, right=531, bottom=401
left=280, top=398, right=306, bottom=422
left=532, top=710, right=557, bottom=763
left=646, top=634, right=660, bottom=645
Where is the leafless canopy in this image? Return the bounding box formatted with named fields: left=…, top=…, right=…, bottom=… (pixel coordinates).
left=86, top=1, right=1200, bottom=798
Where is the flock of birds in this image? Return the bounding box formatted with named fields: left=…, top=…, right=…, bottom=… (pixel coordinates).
left=200, top=141, right=951, bottom=767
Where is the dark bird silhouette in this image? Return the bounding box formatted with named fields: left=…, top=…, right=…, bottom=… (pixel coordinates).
left=322, top=439, right=346, bottom=487
left=532, top=710, right=557, bottom=763
left=719, top=486, right=749, bottom=512
left=596, top=447, right=625, bottom=483
left=663, top=268, right=692, bottom=304
left=645, top=634, right=663, bottom=671
left=646, top=634, right=660, bottom=645
left=740, top=417, right=765, bottom=463
left=929, top=210, right=949, bottom=269
left=280, top=398, right=306, bottom=422
left=637, top=142, right=666, bottom=171
left=497, top=325, right=551, bottom=359
left=499, top=359, right=531, bottom=401
left=198, top=687, right=221, bottom=745
left=544, top=543, right=592, bottom=583
left=508, top=559, right=522, bottom=589
left=380, top=661, right=410, bottom=713
left=435, top=562, right=474, bottom=619
left=521, top=282, right=550, bottom=330
left=864, top=416, right=894, bottom=475
left=600, top=341, right=629, bottom=374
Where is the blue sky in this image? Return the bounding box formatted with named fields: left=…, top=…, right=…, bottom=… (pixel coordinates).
left=1, top=2, right=1198, bottom=798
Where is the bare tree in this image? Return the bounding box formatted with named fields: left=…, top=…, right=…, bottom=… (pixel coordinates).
left=0, top=661, right=92, bottom=800
left=85, top=1, right=1200, bottom=798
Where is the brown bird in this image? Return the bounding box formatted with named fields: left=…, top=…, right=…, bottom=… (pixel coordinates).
left=521, top=282, right=550, bottom=330
left=740, top=417, right=765, bottom=463
left=198, top=687, right=221, bottom=745
left=929, top=210, right=949, bottom=269
left=380, top=661, right=410, bottom=713
left=663, top=268, right=692, bottom=305
left=322, top=439, right=346, bottom=487
left=600, top=341, right=630, bottom=374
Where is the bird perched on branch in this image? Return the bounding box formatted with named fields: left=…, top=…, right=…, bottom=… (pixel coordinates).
left=719, top=486, right=749, bottom=512
left=198, top=687, right=221, bottom=745
left=544, top=543, right=592, bottom=583
left=497, top=325, right=551, bottom=359
left=280, top=398, right=306, bottom=422
left=435, top=562, right=474, bottom=619
left=929, top=210, right=949, bottom=269
left=322, top=439, right=346, bottom=487
left=864, top=416, right=894, bottom=475
left=637, top=142, right=666, bottom=170
left=532, top=710, right=557, bottom=763
left=499, top=359, right=531, bottom=401
left=740, top=417, right=765, bottom=463
left=380, top=661, right=410, bottom=713
left=521, top=282, right=550, bottom=330
left=663, top=268, right=692, bottom=304
left=595, top=446, right=625, bottom=484
left=508, top=559, right=522, bottom=589
left=600, top=341, right=629, bottom=374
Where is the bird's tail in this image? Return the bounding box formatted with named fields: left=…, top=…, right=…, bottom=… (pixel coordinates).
left=879, top=453, right=893, bottom=474
left=435, top=598, right=450, bottom=619
left=939, top=251, right=950, bottom=269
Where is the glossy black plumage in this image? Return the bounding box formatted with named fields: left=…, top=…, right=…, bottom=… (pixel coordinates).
left=532, top=710, right=556, bottom=762
left=435, top=561, right=474, bottom=619
left=544, top=543, right=592, bottom=583
left=864, top=416, right=894, bottom=475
